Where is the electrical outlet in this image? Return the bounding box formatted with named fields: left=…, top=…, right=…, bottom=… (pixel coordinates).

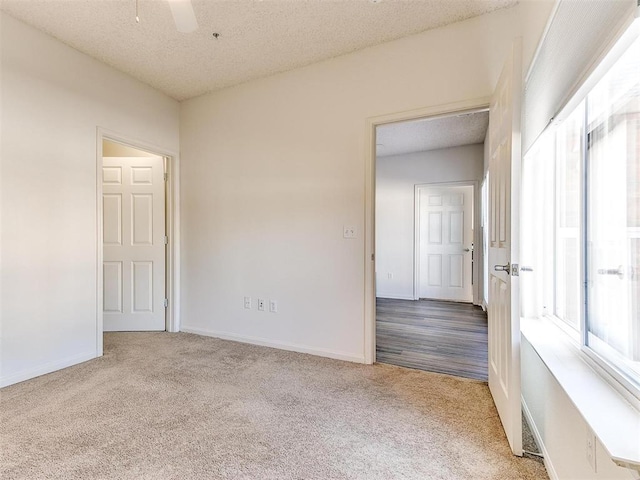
left=244, top=296, right=251, bottom=309
left=387, top=273, right=393, bottom=279
left=586, top=428, right=597, bottom=472
left=343, top=226, right=357, bottom=239
left=257, top=298, right=265, bottom=311
left=269, top=300, right=278, bottom=313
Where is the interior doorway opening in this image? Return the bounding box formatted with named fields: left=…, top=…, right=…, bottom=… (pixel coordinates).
left=97, top=132, right=179, bottom=355
left=415, top=183, right=475, bottom=303
left=373, top=109, right=489, bottom=380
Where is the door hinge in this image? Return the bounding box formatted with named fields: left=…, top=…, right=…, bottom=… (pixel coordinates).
left=164, top=173, right=168, bottom=182
left=371, top=253, right=375, bottom=261
left=164, top=298, right=168, bottom=308
left=164, top=235, right=168, bottom=245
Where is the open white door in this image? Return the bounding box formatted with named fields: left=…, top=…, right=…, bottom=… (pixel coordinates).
left=102, top=156, right=166, bottom=331
left=487, top=39, right=523, bottom=456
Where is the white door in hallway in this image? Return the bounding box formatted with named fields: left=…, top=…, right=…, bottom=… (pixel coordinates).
left=103, top=156, right=166, bottom=331
left=487, top=39, right=522, bottom=455
left=418, top=185, right=474, bottom=302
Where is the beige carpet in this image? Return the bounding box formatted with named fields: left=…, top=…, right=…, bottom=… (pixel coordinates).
left=1, top=333, right=548, bottom=480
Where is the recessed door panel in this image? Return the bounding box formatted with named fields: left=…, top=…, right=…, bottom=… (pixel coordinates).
left=131, top=167, right=153, bottom=185
left=428, top=212, right=442, bottom=244
left=428, top=254, right=442, bottom=286
left=450, top=212, right=464, bottom=244
left=103, top=261, right=123, bottom=312
left=132, top=194, right=153, bottom=246
left=103, top=194, right=122, bottom=246
left=449, top=254, right=464, bottom=288
left=428, top=195, right=443, bottom=206
left=103, top=167, right=122, bottom=185
left=491, top=163, right=498, bottom=245
left=449, top=193, right=464, bottom=206
left=499, top=145, right=509, bottom=245
left=132, top=261, right=153, bottom=312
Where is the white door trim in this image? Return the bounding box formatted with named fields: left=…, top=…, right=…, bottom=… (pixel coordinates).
left=413, top=181, right=480, bottom=304
left=364, top=97, right=490, bottom=365
left=96, top=128, right=181, bottom=356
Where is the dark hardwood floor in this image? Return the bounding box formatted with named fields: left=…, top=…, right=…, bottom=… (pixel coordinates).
left=376, top=298, right=488, bottom=381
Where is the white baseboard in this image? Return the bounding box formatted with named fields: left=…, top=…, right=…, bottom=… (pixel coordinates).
left=522, top=395, right=559, bottom=480
left=0, top=351, right=96, bottom=388
left=180, top=326, right=365, bottom=364
left=376, top=294, right=416, bottom=300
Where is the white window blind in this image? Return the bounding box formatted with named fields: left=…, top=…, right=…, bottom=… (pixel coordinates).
left=523, top=0, right=636, bottom=153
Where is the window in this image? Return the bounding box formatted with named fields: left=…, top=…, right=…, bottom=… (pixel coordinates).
left=522, top=34, right=640, bottom=397
left=555, top=105, right=582, bottom=330
left=586, top=35, right=640, bottom=386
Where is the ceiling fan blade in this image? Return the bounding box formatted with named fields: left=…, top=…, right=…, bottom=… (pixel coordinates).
left=167, top=0, right=198, bottom=33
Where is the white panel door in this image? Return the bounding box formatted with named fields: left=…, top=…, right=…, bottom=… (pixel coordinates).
left=419, top=185, right=474, bottom=302
left=487, top=39, right=522, bottom=455
left=103, top=156, right=166, bottom=331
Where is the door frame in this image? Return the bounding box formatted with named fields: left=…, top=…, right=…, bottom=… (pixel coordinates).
left=413, top=181, right=480, bottom=303
left=96, top=128, right=181, bottom=356
left=364, top=97, right=490, bottom=364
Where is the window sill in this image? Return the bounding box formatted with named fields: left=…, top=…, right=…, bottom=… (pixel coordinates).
left=521, top=317, right=640, bottom=472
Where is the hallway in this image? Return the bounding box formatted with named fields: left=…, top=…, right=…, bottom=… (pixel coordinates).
left=376, top=298, right=488, bottom=381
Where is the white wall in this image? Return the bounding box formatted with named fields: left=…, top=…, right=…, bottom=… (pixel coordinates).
left=0, top=13, right=180, bottom=387
left=178, top=5, right=551, bottom=362
left=522, top=338, right=637, bottom=480
left=375, top=144, right=484, bottom=300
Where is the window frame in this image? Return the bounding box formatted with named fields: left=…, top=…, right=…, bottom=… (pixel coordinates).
left=523, top=26, right=640, bottom=402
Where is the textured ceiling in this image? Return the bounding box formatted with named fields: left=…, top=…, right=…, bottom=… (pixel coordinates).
left=376, top=110, right=489, bottom=156
left=0, top=0, right=517, bottom=101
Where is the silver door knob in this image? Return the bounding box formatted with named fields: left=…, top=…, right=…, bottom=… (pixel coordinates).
left=464, top=248, right=471, bottom=252
left=494, top=262, right=511, bottom=273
